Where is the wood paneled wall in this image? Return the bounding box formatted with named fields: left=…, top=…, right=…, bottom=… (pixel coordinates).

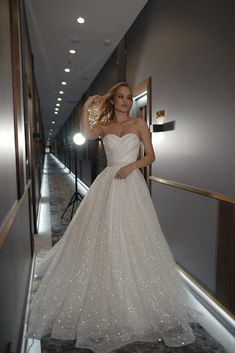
left=0, top=0, right=44, bottom=352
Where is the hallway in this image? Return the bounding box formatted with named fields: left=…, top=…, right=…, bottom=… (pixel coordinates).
left=22, top=154, right=234, bottom=353
left=1, top=1, right=235, bottom=352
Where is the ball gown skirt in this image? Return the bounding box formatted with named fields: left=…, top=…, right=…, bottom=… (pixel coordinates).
left=26, top=134, right=196, bottom=353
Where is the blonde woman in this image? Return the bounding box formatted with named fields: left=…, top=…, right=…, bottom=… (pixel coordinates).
left=26, top=82, right=196, bottom=352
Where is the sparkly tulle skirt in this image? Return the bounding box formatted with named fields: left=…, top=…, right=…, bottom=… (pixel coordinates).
left=26, top=162, right=196, bottom=352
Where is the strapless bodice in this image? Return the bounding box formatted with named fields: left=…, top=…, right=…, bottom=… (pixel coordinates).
left=102, top=133, right=140, bottom=167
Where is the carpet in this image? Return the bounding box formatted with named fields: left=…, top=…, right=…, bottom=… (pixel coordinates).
left=46, top=154, right=82, bottom=245
left=41, top=322, right=227, bottom=352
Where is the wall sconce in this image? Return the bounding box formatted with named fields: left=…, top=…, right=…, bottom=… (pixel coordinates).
left=150, top=109, right=175, bottom=133
left=156, top=109, right=165, bottom=123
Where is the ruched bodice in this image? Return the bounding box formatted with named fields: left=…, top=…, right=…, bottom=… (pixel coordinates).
left=102, top=133, right=140, bottom=167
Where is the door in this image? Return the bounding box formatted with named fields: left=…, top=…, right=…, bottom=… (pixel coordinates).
left=132, top=78, right=152, bottom=192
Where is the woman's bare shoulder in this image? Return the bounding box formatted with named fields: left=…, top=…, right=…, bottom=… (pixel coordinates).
left=135, top=117, right=147, bottom=127
left=95, top=122, right=112, bottom=137
left=128, top=117, right=139, bottom=124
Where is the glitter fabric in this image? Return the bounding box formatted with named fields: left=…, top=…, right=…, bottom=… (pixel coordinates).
left=26, top=133, right=196, bottom=352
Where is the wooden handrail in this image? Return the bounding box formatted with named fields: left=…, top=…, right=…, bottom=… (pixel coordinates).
left=0, top=180, right=31, bottom=249
left=149, top=176, right=235, bottom=204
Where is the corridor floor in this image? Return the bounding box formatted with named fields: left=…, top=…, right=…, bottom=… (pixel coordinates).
left=22, top=154, right=234, bottom=353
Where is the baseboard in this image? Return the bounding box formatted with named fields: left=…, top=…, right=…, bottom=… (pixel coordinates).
left=178, top=265, right=235, bottom=336
left=19, top=254, right=36, bottom=353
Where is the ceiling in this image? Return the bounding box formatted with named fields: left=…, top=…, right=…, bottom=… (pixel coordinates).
left=24, top=0, right=148, bottom=144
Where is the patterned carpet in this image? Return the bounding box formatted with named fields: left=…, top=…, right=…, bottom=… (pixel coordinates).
left=46, top=155, right=82, bottom=245
left=42, top=154, right=227, bottom=353
left=41, top=322, right=227, bottom=353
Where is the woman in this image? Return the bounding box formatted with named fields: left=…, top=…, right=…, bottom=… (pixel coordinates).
left=80, top=82, right=155, bottom=180
left=26, top=82, right=196, bottom=352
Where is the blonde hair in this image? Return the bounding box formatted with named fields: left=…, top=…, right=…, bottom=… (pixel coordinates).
left=89, top=82, right=132, bottom=128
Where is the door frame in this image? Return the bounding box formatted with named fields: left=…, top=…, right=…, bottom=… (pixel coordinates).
left=132, top=77, right=152, bottom=193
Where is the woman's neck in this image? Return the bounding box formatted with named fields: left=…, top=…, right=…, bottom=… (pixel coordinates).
left=113, top=111, right=129, bottom=123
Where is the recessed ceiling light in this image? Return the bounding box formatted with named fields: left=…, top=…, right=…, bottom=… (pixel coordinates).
left=59, top=91, right=64, bottom=94
left=57, top=98, right=62, bottom=101
left=69, top=49, right=76, bottom=54
left=77, top=17, right=85, bottom=24
left=64, top=68, right=70, bottom=72
left=61, top=81, right=67, bottom=85
left=54, top=112, right=58, bottom=114
left=104, top=39, right=112, bottom=46
left=56, top=103, right=60, bottom=106
left=70, top=36, right=81, bottom=43
left=55, top=108, right=59, bottom=111
left=52, top=121, right=55, bottom=124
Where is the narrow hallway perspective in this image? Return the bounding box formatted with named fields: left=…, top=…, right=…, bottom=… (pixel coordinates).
left=1, top=1, right=235, bottom=352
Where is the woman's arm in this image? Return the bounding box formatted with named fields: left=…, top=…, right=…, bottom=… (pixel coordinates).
left=80, top=95, right=102, bottom=140
left=134, top=118, right=155, bottom=168
left=115, top=119, right=155, bottom=179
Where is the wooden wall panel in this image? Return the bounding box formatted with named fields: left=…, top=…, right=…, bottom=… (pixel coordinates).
left=0, top=0, right=18, bottom=226
left=9, top=0, right=26, bottom=199
left=0, top=0, right=44, bottom=352
left=217, top=201, right=235, bottom=315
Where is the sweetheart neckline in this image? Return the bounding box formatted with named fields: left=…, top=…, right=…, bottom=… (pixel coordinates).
left=102, top=133, right=140, bottom=142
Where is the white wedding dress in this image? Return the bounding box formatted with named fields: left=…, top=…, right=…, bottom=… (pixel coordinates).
left=26, top=133, right=196, bottom=352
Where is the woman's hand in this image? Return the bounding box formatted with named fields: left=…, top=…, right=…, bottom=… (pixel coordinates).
left=115, top=162, right=136, bottom=179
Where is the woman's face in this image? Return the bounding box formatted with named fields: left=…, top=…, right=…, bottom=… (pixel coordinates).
left=112, top=86, right=133, bottom=113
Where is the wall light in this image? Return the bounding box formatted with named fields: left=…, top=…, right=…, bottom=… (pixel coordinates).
left=77, top=17, right=85, bottom=24
left=61, top=132, right=86, bottom=221
left=156, top=110, right=165, bottom=124
left=73, top=133, right=86, bottom=145
left=150, top=110, right=175, bottom=133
